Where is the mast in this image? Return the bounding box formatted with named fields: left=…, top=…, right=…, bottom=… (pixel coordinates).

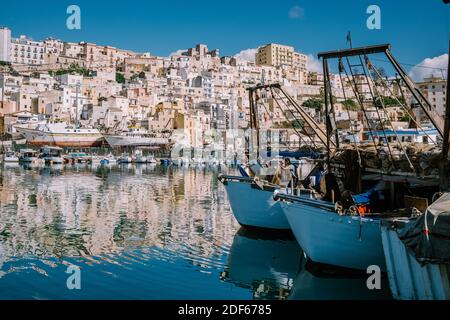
left=74, top=81, right=80, bottom=128
left=440, top=38, right=450, bottom=191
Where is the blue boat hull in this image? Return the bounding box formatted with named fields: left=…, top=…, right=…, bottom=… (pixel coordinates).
left=281, top=200, right=386, bottom=271
left=223, top=180, right=290, bottom=230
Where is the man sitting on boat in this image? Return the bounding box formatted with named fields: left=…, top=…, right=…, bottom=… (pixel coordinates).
left=272, top=158, right=298, bottom=189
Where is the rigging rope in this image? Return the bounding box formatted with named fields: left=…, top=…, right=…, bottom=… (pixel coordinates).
left=338, top=58, right=363, bottom=168
left=363, top=55, right=415, bottom=172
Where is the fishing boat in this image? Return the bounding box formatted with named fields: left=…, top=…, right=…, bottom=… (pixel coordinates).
left=104, top=127, right=170, bottom=148
left=40, top=146, right=64, bottom=164
left=217, top=84, right=325, bottom=230
left=19, top=149, right=44, bottom=165
left=219, top=175, right=290, bottom=230
left=275, top=189, right=388, bottom=271
left=275, top=43, right=450, bottom=272
left=16, top=122, right=103, bottom=148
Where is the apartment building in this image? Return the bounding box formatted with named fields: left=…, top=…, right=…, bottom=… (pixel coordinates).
left=417, top=76, right=447, bottom=117
left=256, top=43, right=308, bottom=72
left=0, top=27, right=11, bottom=62
left=10, top=35, right=45, bottom=65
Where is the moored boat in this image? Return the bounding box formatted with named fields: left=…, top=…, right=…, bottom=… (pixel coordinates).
left=218, top=175, right=290, bottom=230
left=276, top=191, right=387, bottom=271
left=40, top=146, right=64, bottom=164
left=104, top=128, right=170, bottom=148
left=64, top=152, right=91, bottom=164
left=16, top=122, right=103, bottom=148
left=19, top=149, right=44, bottom=165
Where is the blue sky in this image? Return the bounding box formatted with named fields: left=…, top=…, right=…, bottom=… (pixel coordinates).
left=0, top=0, right=449, bottom=73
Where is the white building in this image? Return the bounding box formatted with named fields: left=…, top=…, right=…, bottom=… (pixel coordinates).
left=417, top=76, right=447, bottom=117
left=10, top=35, right=45, bottom=65
left=0, top=27, right=11, bottom=62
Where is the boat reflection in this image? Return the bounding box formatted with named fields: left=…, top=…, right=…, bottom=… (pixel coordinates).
left=222, top=228, right=303, bottom=300
left=288, top=260, right=392, bottom=300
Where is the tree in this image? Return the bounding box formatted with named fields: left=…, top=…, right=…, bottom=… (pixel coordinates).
left=374, top=96, right=405, bottom=108
left=342, top=99, right=360, bottom=111
left=302, top=97, right=323, bottom=111
left=116, top=72, right=125, bottom=84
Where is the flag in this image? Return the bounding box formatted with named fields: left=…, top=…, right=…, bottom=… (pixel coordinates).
left=346, top=31, right=352, bottom=48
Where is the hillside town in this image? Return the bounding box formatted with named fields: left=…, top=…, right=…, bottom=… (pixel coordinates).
left=0, top=26, right=447, bottom=152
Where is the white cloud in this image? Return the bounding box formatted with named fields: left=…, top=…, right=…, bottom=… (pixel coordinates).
left=288, top=6, right=304, bottom=20
left=234, top=48, right=258, bottom=62
left=409, top=53, right=448, bottom=82
left=307, top=54, right=322, bottom=73
left=169, top=49, right=186, bottom=57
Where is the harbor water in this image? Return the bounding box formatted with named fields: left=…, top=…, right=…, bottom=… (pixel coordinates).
left=0, top=164, right=392, bottom=300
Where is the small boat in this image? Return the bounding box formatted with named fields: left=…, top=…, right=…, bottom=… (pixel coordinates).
left=160, top=158, right=171, bottom=166
left=2, top=151, right=19, bottom=163
left=218, top=175, right=290, bottom=230
left=146, top=155, right=156, bottom=164
left=118, top=153, right=132, bottom=164
left=40, top=146, right=64, bottom=164
left=19, top=149, right=43, bottom=165
left=64, top=152, right=91, bottom=164
left=100, top=154, right=117, bottom=166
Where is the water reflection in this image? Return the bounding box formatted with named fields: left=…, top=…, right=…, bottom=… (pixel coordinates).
left=0, top=164, right=245, bottom=299
left=0, top=164, right=394, bottom=300
left=288, top=260, right=392, bottom=300
left=222, top=228, right=303, bottom=300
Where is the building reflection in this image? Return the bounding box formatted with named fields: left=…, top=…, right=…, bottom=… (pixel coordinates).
left=0, top=165, right=240, bottom=275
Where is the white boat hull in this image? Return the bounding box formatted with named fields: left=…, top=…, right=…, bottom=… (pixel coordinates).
left=221, top=177, right=290, bottom=230
left=105, top=135, right=169, bottom=147
left=3, top=156, right=19, bottom=163
left=16, top=127, right=103, bottom=147
left=281, top=200, right=386, bottom=271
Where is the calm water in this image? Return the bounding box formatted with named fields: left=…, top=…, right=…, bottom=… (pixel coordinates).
left=0, top=163, right=392, bottom=300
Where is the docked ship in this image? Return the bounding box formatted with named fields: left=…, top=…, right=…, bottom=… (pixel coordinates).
left=15, top=122, right=104, bottom=147
left=104, top=128, right=171, bottom=148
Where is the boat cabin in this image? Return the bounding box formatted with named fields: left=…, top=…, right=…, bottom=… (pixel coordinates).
left=363, top=129, right=438, bottom=145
